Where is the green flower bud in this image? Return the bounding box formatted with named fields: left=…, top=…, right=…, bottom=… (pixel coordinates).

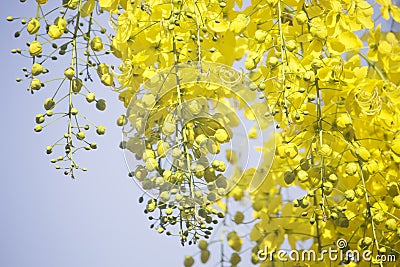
left=96, top=99, right=106, bottom=111
left=72, top=78, right=82, bottom=93
left=183, top=256, right=194, bottom=267
left=198, top=240, right=208, bottom=250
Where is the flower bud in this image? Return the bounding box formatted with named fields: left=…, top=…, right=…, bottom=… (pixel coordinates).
left=255, top=30, right=267, bottom=43
left=30, top=78, right=42, bottom=90
left=96, top=125, right=106, bottom=135
left=96, top=99, right=106, bottom=111
left=64, top=67, right=75, bottom=79
left=44, top=98, right=55, bottom=110
left=29, top=41, right=42, bottom=56
left=27, top=18, right=40, bottom=34
left=85, top=93, right=95, bottom=103
left=54, top=17, right=67, bottom=30
left=97, top=63, right=109, bottom=76
left=76, top=131, right=85, bottom=140
left=72, top=78, right=82, bottom=93
left=31, top=63, right=43, bottom=76
left=296, top=11, right=308, bottom=25
left=64, top=0, right=79, bottom=9
left=117, top=115, right=127, bottom=126
left=91, top=36, right=104, bottom=52
left=34, top=125, right=43, bottom=132
left=36, top=0, right=48, bottom=4
left=48, top=25, right=63, bottom=39
left=101, top=73, right=114, bottom=86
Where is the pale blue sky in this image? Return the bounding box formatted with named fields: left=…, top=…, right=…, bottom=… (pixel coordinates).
left=0, top=1, right=196, bottom=266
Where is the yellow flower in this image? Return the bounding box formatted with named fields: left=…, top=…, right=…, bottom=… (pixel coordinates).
left=29, top=41, right=42, bottom=56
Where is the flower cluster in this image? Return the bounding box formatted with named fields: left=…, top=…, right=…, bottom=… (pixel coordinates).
left=9, top=0, right=400, bottom=266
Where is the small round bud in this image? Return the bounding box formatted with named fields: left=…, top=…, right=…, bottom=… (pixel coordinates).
left=90, top=36, right=104, bottom=52
left=76, top=131, right=85, bottom=140
left=34, top=125, right=43, bottom=132
left=44, top=98, right=55, bottom=110
left=46, top=146, right=53, bottom=154
left=64, top=67, right=75, bottom=79
left=117, top=115, right=127, bottom=126
left=96, top=99, right=106, bottom=111
left=86, top=93, right=96, bottom=103
left=35, top=114, right=45, bottom=124
left=96, top=126, right=106, bottom=135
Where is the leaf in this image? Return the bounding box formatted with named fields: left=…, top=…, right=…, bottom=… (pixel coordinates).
left=80, top=0, right=96, bottom=17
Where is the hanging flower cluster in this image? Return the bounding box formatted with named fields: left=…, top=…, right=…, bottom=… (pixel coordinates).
left=8, top=0, right=400, bottom=266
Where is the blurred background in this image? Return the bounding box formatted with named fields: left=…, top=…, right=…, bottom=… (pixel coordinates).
left=0, top=1, right=196, bottom=266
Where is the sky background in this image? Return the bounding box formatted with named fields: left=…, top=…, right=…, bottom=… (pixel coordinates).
left=0, top=1, right=197, bottom=266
